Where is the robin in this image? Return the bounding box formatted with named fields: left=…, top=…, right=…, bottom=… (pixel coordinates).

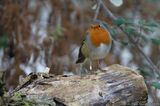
left=76, top=24, right=112, bottom=70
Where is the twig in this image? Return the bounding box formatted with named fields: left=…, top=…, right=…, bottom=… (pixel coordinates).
left=120, top=27, right=160, bottom=75
left=93, top=0, right=101, bottom=21
left=99, top=0, right=160, bottom=75
left=99, top=0, right=117, bottom=20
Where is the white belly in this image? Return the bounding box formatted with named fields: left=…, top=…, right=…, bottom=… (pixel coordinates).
left=85, top=35, right=111, bottom=60
left=89, top=43, right=111, bottom=60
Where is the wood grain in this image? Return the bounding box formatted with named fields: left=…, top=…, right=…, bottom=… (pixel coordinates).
left=17, top=64, right=148, bottom=106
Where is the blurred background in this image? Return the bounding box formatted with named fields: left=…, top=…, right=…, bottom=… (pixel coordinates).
left=0, top=0, right=160, bottom=105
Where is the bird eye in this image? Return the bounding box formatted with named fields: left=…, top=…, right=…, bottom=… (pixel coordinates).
left=98, top=25, right=100, bottom=27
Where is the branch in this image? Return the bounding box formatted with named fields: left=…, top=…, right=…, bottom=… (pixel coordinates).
left=99, top=0, right=160, bottom=75
left=99, top=0, right=117, bottom=20
left=93, top=0, right=101, bottom=21
left=13, top=65, right=148, bottom=106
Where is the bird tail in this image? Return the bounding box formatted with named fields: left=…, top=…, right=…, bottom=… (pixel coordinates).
left=76, top=55, right=85, bottom=64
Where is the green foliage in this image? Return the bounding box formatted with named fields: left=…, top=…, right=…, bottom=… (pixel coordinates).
left=120, top=40, right=129, bottom=46
left=9, top=92, right=33, bottom=106
left=139, top=35, right=150, bottom=42
left=113, top=18, right=126, bottom=26
left=139, top=20, right=159, bottom=32
left=49, top=24, right=64, bottom=41
left=113, top=18, right=135, bottom=27
left=139, top=35, right=160, bottom=45
left=124, top=19, right=134, bottom=26
left=54, top=24, right=63, bottom=36
left=110, top=28, right=118, bottom=37
left=150, top=38, right=160, bottom=45
left=112, top=18, right=160, bottom=48
left=13, top=92, right=24, bottom=100
left=142, top=26, right=154, bottom=32
left=138, top=33, right=160, bottom=46
left=0, top=35, right=8, bottom=48
left=138, top=68, right=153, bottom=77
left=139, top=20, right=158, bottom=27
left=51, top=24, right=63, bottom=39
left=113, top=19, right=160, bottom=45
left=124, top=27, right=135, bottom=34
left=151, top=82, right=160, bottom=89
left=147, top=0, right=160, bottom=3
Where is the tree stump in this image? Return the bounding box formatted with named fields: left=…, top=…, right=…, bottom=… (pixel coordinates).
left=14, top=64, right=148, bottom=106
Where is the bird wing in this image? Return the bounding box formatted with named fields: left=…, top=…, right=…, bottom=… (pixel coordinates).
left=76, top=39, right=89, bottom=64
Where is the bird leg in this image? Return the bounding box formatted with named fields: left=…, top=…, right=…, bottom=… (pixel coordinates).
left=79, top=64, right=88, bottom=76
left=89, top=60, right=92, bottom=71
left=98, top=59, right=107, bottom=70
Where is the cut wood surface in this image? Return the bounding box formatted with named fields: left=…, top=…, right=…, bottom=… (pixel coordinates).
left=16, top=64, right=148, bottom=106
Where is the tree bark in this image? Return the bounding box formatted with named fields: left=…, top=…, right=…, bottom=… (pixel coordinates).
left=16, top=64, right=148, bottom=106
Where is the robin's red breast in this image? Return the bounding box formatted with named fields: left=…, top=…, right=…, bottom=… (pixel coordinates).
left=76, top=24, right=112, bottom=65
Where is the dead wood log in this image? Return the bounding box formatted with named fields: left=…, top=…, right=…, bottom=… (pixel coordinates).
left=15, top=64, right=148, bottom=106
